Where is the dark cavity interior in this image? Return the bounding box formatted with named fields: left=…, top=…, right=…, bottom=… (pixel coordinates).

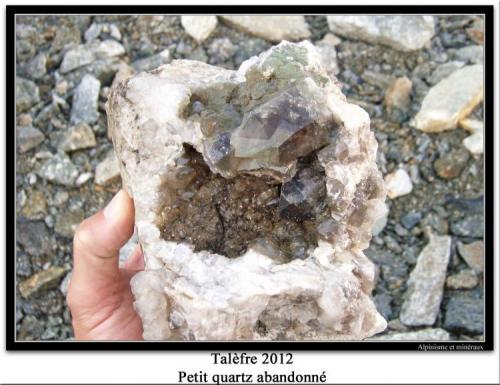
left=158, top=144, right=333, bottom=262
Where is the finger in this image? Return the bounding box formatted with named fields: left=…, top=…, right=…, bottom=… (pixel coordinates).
left=122, top=244, right=144, bottom=271
left=72, top=189, right=135, bottom=284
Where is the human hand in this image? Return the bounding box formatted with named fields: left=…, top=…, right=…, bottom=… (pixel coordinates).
left=67, top=189, right=144, bottom=340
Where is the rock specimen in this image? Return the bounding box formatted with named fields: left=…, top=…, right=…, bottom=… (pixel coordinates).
left=457, top=241, right=484, bottom=273
left=16, top=77, right=40, bottom=112
left=400, top=233, right=451, bottom=326
left=59, top=122, right=97, bottom=152
left=446, top=269, right=478, bottom=290
left=37, top=151, right=79, bottom=186
left=220, top=16, right=310, bottom=42
left=18, top=266, right=68, bottom=298
left=412, top=65, right=483, bottom=133
left=60, top=39, right=125, bottom=74
left=107, top=41, right=387, bottom=340
left=444, top=289, right=484, bottom=334
left=326, top=16, right=435, bottom=52
left=70, top=74, right=101, bottom=125
left=17, top=125, right=45, bottom=153
left=95, top=150, right=121, bottom=186
left=181, top=15, right=217, bottom=43
left=384, top=169, right=413, bottom=199
left=460, top=118, right=484, bottom=155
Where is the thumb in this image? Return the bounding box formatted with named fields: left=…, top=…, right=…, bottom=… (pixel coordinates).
left=72, top=189, right=135, bottom=284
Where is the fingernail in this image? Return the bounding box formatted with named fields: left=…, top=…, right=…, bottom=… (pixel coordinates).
left=104, top=190, right=124, bottom=221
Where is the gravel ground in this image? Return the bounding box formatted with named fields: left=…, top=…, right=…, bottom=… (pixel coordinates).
left=15, top=15, right=484, bottom=341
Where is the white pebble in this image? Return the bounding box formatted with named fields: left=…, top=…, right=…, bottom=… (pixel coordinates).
left=384, top=169, right=413, bottom=199
left=76, top=172, right=93, bottom=186
left=463, top=131, right=483, bottom=155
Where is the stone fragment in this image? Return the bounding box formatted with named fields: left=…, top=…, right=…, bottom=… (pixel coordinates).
left=64, top=57, right=126, bottom=87
left=459, top=118, right=483, bottom=133
left=95, top=150, right=121, bottom=185
left=17, top=113, right=32, bottom=126
left=427, top=61, right=465, bottom=85
left=59, top=122, right=97, bottom=152
left=384, top=169, right=413, bottom=199
left=451, top=216, right=484, bottom=238
left=459, top=117, right=484, bottom=156
left=70, top=74, right=101, bottom=125
left=16, top=77, right=40, bottom=112
left=54, top=209, right=84, bottom=238
left=400, top=233, right=451, bottom=326
left=18, top=52, right=47, bottom=80
left=207, top=38, right=236, bottom=62
left=17, top=125, right=45, bottom=153
left=454, top=45, right=483, bottom=64
left=38, top=151, right=79, bottom=186
left=444, top=290, right=484, bottom=334
left=107, top=42, right=387, bottom=340
left=60, top=46, right=95, bottom=74
left=220, top=16, right=310, bottom=42
left=446, top=269, right=478, bottom=289
left=84, top=22, right=122, bottom=42
left=412, top=65, right=483, bottom=132
left=18, top=266, right=68, bottom=298
left=181, top=15, right=217, bottom=43
left=327, top=16, right=435, bottom=52
left=60, top=40, right=126, bottom=73
left=16, top=220, right=52, bottom=258
left=434, top=149, right=469, bottom=180
left=320, top=33, right=341, bottom=47
left=369, top=328, right=450, bottom=341
left=401, top=211, right=422, bottom=229
left=462, top=131, right=483, bottom=155
left=131, top=49, right=171, bottom=72
left=384, top=76, right=412, bottom=113
left=457, top=241, right=484, bottom=273
left=21, top=190, right=47, bottom=220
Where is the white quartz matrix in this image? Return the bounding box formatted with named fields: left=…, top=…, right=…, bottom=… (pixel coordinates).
left=106, top=41, right=387, bottom=340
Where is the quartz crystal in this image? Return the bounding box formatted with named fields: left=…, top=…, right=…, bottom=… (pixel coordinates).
left=107, top=41, right=387, bottom=340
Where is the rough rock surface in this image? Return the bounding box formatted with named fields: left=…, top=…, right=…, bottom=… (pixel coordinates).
left=70, top=74, right=101, bottom=125
left=400, top=233, right=451, bottom=326
left=19, top=266, right=68, bottom=298
left=95, top=150, right=121, bottom=186
left=412, top=65, right=483, bottom=132
left=220, top=16, right=311, bottom=42
left=60, top=39, right=125, bottom=73
left=444, top=289, right=484, bottom=334
left=326, top=16, right=435, bottom=52
left=16, top=77, right=40, bottom=112
left=37, top=152, right=79, bottom=186
left=457, top=241, right=484, bottom=273
left=107, top=41, right=387, bottom=340
left=59, top=122, right=97, bottom=152
left=17, top=125, right=45, bottom=153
